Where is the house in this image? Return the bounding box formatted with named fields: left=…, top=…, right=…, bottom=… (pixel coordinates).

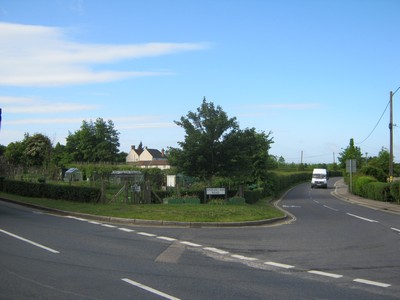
left=126, top=143, right=171, bottom=170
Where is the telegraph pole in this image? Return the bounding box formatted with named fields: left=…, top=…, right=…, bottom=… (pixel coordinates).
left=389, top=90, right=393, bottom=182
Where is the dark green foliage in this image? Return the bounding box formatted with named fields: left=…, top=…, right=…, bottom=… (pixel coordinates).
left=361, top=166, right=387, bottom=182
left=2, top=179, right=101, bottom=203
left=352, top=176, right=377, bottom=196
left=390, top=181, right=400, bottom=203
left=352, top=176, right=394, bottom=202
left=264, top=172, right=311, bottom=197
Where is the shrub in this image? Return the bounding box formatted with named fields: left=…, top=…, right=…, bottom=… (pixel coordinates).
left=352, top=176, right=377, bottom=197
left=2, top=179, right=101, bottom=203
left=390, top=181, right=400, bottom=203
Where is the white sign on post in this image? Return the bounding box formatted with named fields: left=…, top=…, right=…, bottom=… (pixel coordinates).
left=206, top=188, right=226, bottom=195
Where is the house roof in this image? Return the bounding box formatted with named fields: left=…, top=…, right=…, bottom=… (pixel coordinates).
left=146, top=148, right=165, bottom=159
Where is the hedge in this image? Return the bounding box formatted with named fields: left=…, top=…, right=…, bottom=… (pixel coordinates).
left=1, top=179, right=101, bottom=203
left=351, top=176, right=396, bottom=202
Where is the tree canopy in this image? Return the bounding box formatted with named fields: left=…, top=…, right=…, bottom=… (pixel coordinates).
left=338, top=138, right=363, bottom=169
left=65, top=118, right=120, bottom=163
left=168, top=98, right=273, bottom=184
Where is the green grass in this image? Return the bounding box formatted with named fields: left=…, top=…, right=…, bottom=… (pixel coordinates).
left=0, top=192, right=284, bottom=222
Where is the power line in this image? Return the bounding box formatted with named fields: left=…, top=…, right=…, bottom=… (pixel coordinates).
left=356, top=100, right=390, bottom=145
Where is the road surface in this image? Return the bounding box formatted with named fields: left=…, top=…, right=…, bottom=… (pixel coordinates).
left=1, top=178, right=399, bottom=299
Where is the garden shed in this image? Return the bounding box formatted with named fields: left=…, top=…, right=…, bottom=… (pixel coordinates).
left=64, top=168, right=83, bottom=182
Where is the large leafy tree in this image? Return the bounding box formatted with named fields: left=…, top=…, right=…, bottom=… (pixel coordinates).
left=338, top=138, right=363, bottom=169
left=24, top=133, right=52, bottom=167
left=65, top=118, right=120, bottom=163
left=169, top=98, right=273, bottom=184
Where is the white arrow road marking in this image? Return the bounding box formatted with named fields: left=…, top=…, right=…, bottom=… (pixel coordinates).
left=353, top=278, right=391, bottom=288
left=346, top=213, right=378, bottom=223
left=0, top=229, right=59, bottom=254
left=122, top=278, right=180, bottom=300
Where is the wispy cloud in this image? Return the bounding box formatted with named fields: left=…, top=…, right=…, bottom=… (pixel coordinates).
left=0, top=22, right=208, bottom=87
left=255, top=103, right=321, bottom=110
left=0, top=96, right=99, bottom=114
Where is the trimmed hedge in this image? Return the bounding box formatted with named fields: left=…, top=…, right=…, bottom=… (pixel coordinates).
left=352, top=176, right=396, bottom=202
left=264, top=171, right=312, bottom=197
left=2, top=179, right=101, bottom=203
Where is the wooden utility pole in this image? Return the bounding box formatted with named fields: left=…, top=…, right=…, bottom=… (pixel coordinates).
left=389, top=91, right=394, bottom=182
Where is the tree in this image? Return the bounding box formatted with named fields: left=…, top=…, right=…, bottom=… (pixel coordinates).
left=23, top=133, right=52, bottom=167
left=338, top=138, right=363, bottom=169
left=168, top=98, right=274, bottom=184
left=4, top=140, right=26, bottom=166
left=65, top=118, right=120, bottom=163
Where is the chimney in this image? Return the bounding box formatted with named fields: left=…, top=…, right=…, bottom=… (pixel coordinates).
left=131, top=145, right=135, bottom=150
left=161, top=148, right=165, bottom=157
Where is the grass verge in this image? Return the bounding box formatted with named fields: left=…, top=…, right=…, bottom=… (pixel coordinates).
left=0, top=192, right=284, bottom=222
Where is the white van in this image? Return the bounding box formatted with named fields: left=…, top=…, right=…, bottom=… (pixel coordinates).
left=311, top=168, right=328, bottom=189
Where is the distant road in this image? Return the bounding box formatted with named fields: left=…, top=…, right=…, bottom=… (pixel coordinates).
left=1, top=179, right=399, bottom=299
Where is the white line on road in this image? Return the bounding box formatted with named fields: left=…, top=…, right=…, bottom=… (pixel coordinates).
left=353, top=278, right=391, bottom=288
left=346, top=213, right=378, bottom=223
left=65, top=216, right=88, bottom=222
left=264, top=261, right=295, bottom=269
left=88, top=221, right=101, bottom=225
left=157, top=236, right=177, bottom=242
left=391, top=227, right=400, bottom=233
left=137, top=232, right=157, bottom=237
left=323, top=205, right=339, bottom=212
left=231, top=254, right=258, bottom=261
left=122, top=278, right=180, bottom=300
left=203, top=247, right=229, bottom=255
left=0, top=229, right=59, bottom=254
left=101, top=224, right=117, bottom=228
left=308, top=270, right=343, bottom=278
left=118, top=228, right=135, bottom=232
left=180, top=241, right=202, bottom=247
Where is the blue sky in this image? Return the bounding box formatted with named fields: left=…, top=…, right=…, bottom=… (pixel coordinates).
left=0, top=0, right=399, bottom=164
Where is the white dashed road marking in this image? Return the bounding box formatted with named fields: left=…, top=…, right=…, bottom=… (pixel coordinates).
left=265, top=261, right=295, bottom=269
left=391, top=227, right=400, bottom=234
left=308, top=270, right=343, bottom=279
left=63, top=216, right=395, bottom=290
left=180, top=241, right=202, bottom=247
left=231, top=254, right=258, bottom=261
left=203, top=247, right=229, bottom=255
left=122, top=278, right=180, bottom=300
left=137, top=232, right=157, bottom=237
left=157, top=236, right=177, bottom=242
left=118, top=228, right=135, bottom=232
left=346, top=213, right=378, bottom=223
left=353, top=278, right=391, bottom=288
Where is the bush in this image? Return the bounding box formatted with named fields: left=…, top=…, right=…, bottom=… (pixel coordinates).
left=164, top=196, right=201, bottom=204
left=390, top=181, right=400, bottom=203
left=352, top=176, right=377, bottom=197
left=2, top=179, right=101, bottom=203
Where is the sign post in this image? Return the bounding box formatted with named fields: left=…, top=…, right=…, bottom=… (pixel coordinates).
left=346, top=159, right=357, bottom=193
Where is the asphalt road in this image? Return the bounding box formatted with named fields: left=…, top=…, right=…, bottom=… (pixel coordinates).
left=1, top=178, right=399, bottom=299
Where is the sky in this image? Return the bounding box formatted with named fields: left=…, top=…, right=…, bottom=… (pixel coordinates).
left=0, top=0, right=399, bottom=164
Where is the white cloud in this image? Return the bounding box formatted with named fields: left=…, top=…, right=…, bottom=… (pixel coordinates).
left=257, top=103, right=321, bottom=110
left=0, top=96, right=99, bottom=114
left=0, top=22, right=208, bottom=86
